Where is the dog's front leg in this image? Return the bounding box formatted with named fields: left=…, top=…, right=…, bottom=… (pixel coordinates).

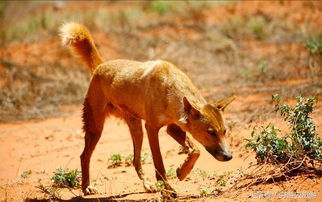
left=176, top=138, right=200, bottom=180
left=145, top=123, right=177, bottom=198
left=167, top=124, right=200, bottom=180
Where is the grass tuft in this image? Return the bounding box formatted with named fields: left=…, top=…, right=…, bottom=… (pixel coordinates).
left=51, top=167, right=81, bottom=188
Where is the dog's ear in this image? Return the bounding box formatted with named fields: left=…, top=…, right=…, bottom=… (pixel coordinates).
left=213, top=95, right=235, bottom=111
left=183, top=97, right=201, bottom=117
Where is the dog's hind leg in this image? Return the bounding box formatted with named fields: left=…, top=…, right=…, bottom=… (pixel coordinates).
left=80, top=79, right=108, bottom=195
left=124, top=116, right=156, bottom=193
left=167, top=124, right=200, bottom=181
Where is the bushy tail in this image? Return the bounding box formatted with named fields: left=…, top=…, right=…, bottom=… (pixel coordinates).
left=59, top=22, right=103, bottom=73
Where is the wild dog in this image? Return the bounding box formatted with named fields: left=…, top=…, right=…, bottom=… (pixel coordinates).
left=59, top=22, right=235, bottom=197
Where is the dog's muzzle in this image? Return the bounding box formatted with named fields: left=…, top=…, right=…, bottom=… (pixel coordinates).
left=205, top=147, right=232, bottom=162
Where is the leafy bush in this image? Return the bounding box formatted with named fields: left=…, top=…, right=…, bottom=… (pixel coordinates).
left=246, top=95, right=322, bottom=167
left=51, top=167, right=81, bottom=188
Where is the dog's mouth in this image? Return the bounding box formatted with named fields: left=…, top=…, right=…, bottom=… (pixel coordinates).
left=205, top=147, right=232, bottom=162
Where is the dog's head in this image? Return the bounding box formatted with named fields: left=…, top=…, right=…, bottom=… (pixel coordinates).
left=179, top=96, right=235, bottom=161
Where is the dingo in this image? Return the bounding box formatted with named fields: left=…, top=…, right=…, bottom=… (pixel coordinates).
left=59, top=22, right=235, bottom=197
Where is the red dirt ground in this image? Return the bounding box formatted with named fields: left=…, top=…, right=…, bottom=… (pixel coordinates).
left=0, top=101, right=321, bottom=201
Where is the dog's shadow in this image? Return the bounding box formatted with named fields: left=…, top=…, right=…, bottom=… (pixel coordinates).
left=25, top=191, right=214, bottom=201
left=26, top=191, right=157, bottom=202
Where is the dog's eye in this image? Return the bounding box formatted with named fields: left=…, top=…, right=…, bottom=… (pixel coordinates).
left=207, top=128, right=216, bottom=136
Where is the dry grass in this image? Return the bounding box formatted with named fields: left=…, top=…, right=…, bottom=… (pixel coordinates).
left=0, top=59, right=90, bottom=122
left=0, top=1, right=321, bottom=122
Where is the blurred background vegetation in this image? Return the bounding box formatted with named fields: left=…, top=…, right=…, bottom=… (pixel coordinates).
left=0, top=0, right=321, bottom=122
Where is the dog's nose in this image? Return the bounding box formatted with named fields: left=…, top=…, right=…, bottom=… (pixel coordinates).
left=223, top=153, right=232, bottom=161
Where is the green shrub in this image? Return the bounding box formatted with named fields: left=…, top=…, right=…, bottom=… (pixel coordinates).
left=245, top=95, right=322, bottom=166
left=51, top=167, right=81, bottom=188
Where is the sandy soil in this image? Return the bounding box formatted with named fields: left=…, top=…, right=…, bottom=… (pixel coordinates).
left=0, top=101, right=321, bottom=201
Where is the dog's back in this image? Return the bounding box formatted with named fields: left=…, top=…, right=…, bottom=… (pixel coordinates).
left=92, top=59, right=206, bottom=125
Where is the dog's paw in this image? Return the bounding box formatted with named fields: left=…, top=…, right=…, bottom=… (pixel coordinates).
left=176, top=166, right=189, bottom=181
left=161, top=185, right=177, bottom=198
left=83, top=185, right=99, bottom=195
left=143, top=181, right=156, bottom=193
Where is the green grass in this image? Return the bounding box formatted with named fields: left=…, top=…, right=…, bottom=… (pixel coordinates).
left=51, top=167, right=81, bottom=188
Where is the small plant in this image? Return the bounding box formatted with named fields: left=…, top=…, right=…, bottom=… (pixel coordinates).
left=305, top=37, right=322, bottom=56
left=216, top=175, right=228, bottom=186
left=248, top=16, right=266, bottom=40
left=51, top=167, right=81, bottom=188
left=108, top=152, right=151, bottom=168
left=245, top=95, right=322, bottom=167
left=20, top=170, right=32, bottom=179
left=199, top=188, right=218, bottom=197
left=108, top=153, right=123, bottom=168
left=305, top=36, right=322, bottom=77
left=154, top=180, right=165, bottom=191
left=166, top=167, right=176, bottom=179
left=149, top=0, right=169, bottom=15
left=124, top=154, right=134, bottom=166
